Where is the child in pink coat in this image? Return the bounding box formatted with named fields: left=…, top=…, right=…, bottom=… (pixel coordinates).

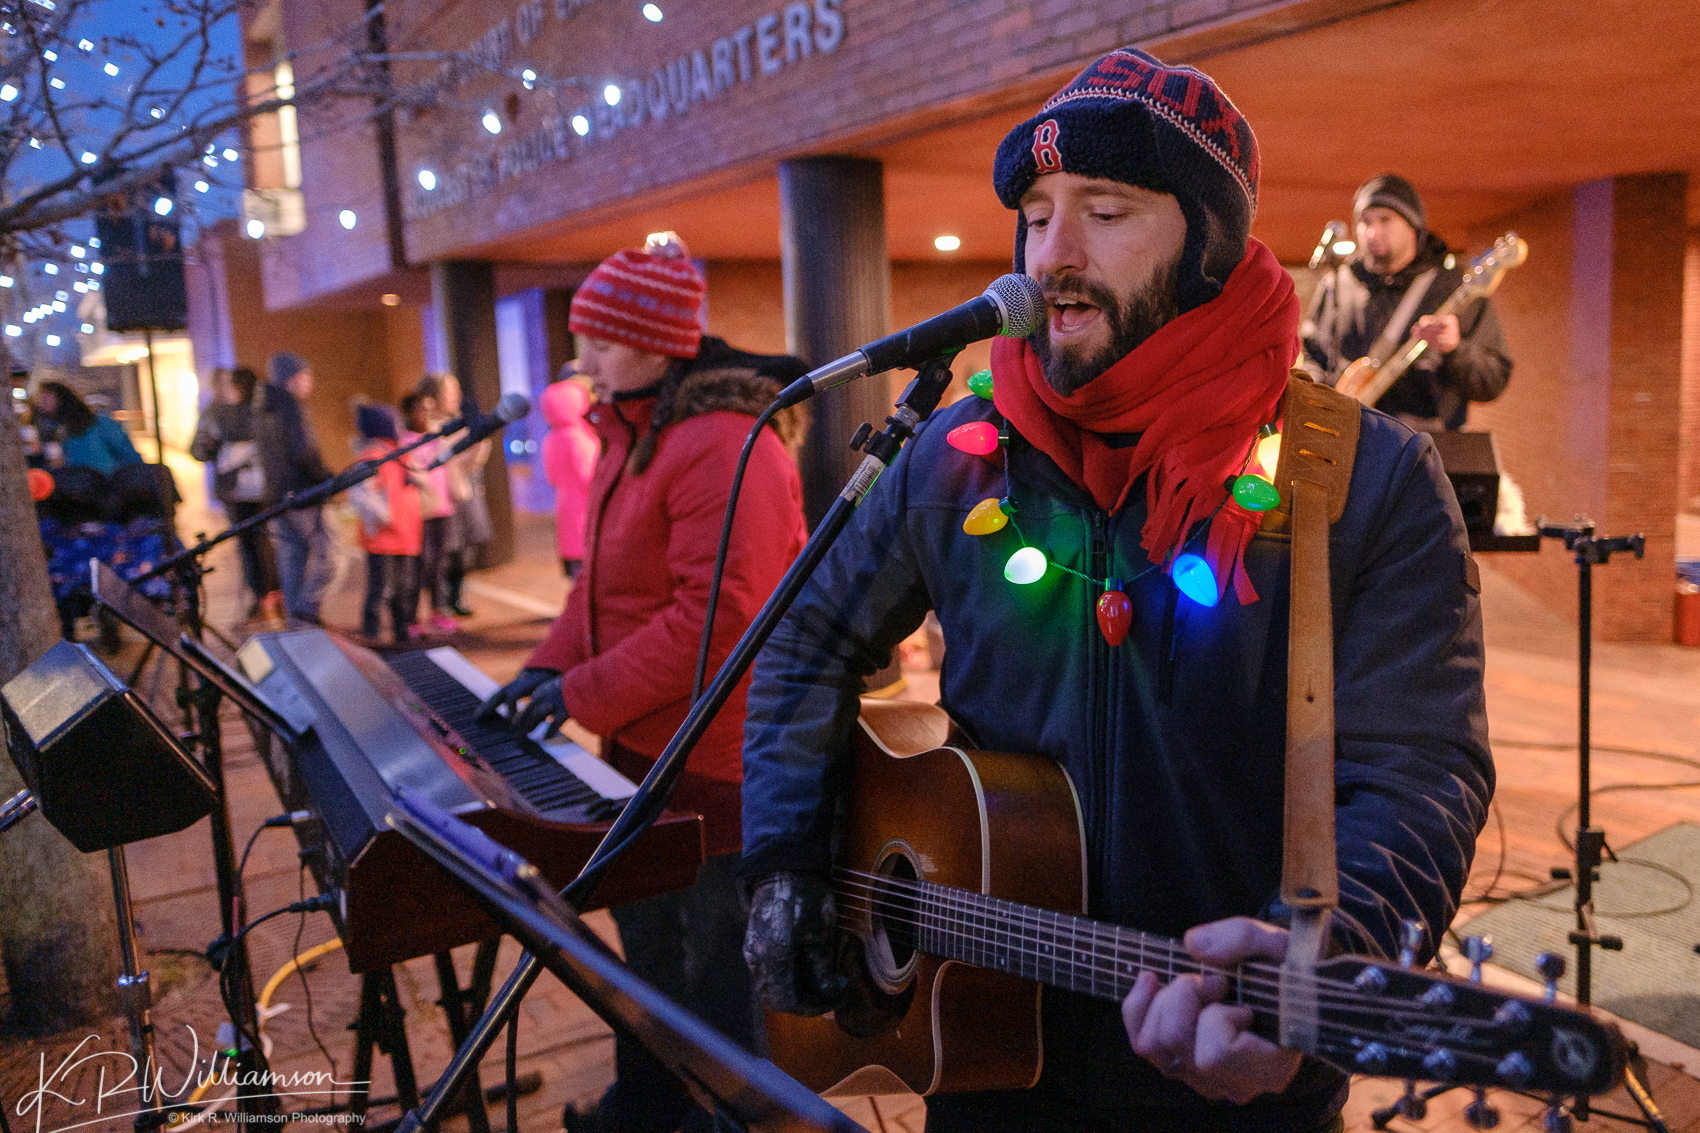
left=353, top=403, right=422, bottom=644
left=539, top=377, right=598, bottom=579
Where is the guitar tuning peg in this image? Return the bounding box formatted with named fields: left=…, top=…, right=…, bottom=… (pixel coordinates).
left=1463, top=934, right=1493, bottom=982
left=1534, top=951, right=1566, bottom=1003
left=1543, top=1098, right=1572, bottom=1133
left=1465, top=1092, right=1500, bottom=1129
left=1399, top=920, right=1427, bottom=968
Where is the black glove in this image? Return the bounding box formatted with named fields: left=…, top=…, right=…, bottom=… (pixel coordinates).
left=477, top=666, right=559, bottom=725
left=743, top=872, right=845, bottom=1017
left=512, top=674, right=571, bottom=739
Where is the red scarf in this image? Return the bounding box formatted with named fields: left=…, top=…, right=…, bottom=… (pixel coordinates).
left=992, top=240, right=1299, bottom=605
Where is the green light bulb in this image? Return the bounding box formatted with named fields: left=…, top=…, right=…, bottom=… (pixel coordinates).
left=968, top=369, right=994, bottom=399
left=1004, top=546, right=1047, bottom=584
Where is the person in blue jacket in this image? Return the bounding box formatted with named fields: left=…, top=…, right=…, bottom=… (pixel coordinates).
left=739, top=47, right=1492, bottom=1133
left=33, top=380, right=143, bottom=474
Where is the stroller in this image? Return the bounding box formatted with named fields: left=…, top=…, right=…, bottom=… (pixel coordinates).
left=36, top=463, right=181, bottom=648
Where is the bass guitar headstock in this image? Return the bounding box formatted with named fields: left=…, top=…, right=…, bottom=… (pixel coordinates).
left=1306, top=948, right=1625, bottom=1095
left=1460, top=232, right=1529, bottom=300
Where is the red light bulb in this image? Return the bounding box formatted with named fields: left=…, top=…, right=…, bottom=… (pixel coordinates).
left=947, top=421, right=1000, bottom=456
left=1097, top=581, right=1131, bottom=647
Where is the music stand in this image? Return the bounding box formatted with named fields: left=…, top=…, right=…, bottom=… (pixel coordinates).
left=384, top=789, right=868, bottom=1133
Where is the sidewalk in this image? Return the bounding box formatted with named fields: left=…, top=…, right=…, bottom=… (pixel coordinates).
left=2, top=454, right=1697, bottom=1133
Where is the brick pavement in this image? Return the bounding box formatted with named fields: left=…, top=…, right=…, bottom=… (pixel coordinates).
left=3, top=455, right=1698, bottom=1132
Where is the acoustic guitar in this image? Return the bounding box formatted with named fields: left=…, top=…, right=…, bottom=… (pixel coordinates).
left=1334, top=233, right=1527, bottom=409
left=766, top=700, right=1625, bottom=1100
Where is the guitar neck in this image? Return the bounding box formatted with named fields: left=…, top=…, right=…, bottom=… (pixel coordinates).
left=912, top=877, right=1257, bottom=1008
left=1356, top=279, right=1477, bottom=406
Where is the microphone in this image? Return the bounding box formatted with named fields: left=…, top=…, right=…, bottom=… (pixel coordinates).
left=426, top=391, right=530, bottom=469
left=775, top=274, right=1045, bottom=409
left=1309, top=221, right=1350, bottom=270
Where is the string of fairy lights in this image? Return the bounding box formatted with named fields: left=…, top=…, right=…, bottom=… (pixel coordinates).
left=1, top=2, right=247, bottom=367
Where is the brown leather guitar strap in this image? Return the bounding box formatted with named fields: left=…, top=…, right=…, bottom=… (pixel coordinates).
left=1268, top=372, right=1359, bottom=1051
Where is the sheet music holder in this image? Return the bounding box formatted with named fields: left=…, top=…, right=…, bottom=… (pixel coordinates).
left=87, top=559, right=312, bottom=741
left=385, top=789, right=868, bottom=1133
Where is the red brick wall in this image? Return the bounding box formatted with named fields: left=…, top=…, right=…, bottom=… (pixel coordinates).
left=1471, top=174, right=1687, bottom=641
left=202, top=228, right=420, bottom=470
left=705, top=256, right=1012, bottom=408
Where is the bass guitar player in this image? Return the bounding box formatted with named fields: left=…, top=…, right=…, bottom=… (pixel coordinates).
left=1301, top=174, right=1514, bottom=432
left=741, top=51, right=1495, bottom=1133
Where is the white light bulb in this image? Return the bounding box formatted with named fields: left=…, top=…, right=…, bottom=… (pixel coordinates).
left=933, top=234, right=961, bottom=252
left=150, top=106, right=162, bottom=118
left=0, top=276, right=11, bottom=287
left=42, top=49, right=56, bottom=61
left=27, top=138, right=39, bottom=149
left=521, top=68, right=537, bottom=90
left=88, top=237, right=98, bottom=249
left=49, top=77, right=63, bottom=89
left=1332, top=239, right=1356, bottom=256
left=571, top=114, right=589, bottom=136
left=339, top=209, right=356, bottom=229
left=45, top=334, right=59, bottom=346
left=103, top=62, right=117, bottom=76
left=51, top=301, right=64, bottom=312
left=643, top=3, right=663, bottom=20
left=603, top=84, right=621, bottom=106
left=77, top=38, right=91, bottom=50
left=43, top=263, right=58, bottom=274
left=80, top=323, right=92, bottom=333
left=223, top=147, right=238, bottom=161
left=418, top=169, right=436, bottom=190
left=87, top=281, right=97, bottom=291
left=70, top=245, right=83, bottom=258
left=153, top=197, right=173, bottom=216
left=246, top=218, right=265, bottom=239
left=5, top=326, right=19, bottom=337
left=203, top=155, right=217, bottom=167
left=79, top=151, right=96, bottom=164
left=194, top=180, right=208, bottom=193
left=0, top=84, right=16, bottom=101
left=88, top=262, right=100, bottom=274
left=482, top=109, right=502, bottom=134
left=73, top=281, right=86, bottom=293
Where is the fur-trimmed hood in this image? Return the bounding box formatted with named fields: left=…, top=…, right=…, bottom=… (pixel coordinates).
left=625, top=336, right=810, bottom=474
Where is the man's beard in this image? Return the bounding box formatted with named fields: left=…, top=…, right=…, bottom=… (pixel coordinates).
left=1029, top=255, right=1182, bottom=396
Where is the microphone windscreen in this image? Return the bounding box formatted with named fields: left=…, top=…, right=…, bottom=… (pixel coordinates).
left=494, top=391, right=531, bottom=423
left=986, top=274, right=1046, bottom=338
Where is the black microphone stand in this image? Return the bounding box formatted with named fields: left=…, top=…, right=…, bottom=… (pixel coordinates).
left=1533, top=517, right=1669, bottom=1132
left=393, top=354, right=963, bottom=1133
left=117, top=413, right=475, bottom=1121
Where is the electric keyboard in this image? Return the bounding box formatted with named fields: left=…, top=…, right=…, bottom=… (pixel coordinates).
left=237, top=629, right=704, bottom=971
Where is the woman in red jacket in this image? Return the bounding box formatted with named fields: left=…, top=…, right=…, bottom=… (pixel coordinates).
left=479, top=237, right=808, bottom=1133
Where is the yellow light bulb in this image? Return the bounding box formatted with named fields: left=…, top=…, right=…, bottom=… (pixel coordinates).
left=963, top=497, right=1009, bottom=535
left=1256, top=431, right=1281, bottom=479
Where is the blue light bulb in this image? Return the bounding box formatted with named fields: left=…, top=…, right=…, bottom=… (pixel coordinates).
left=1171, top=553, right=1219, bottom=607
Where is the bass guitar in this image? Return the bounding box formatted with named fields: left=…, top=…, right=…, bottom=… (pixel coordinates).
left=766, top=700, right=1625, bottom=1100
left=1335, top=233, right=1527, bottom=408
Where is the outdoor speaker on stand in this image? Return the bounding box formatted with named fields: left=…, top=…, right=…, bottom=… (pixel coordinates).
left=2, top=639, right=217, bottom=1132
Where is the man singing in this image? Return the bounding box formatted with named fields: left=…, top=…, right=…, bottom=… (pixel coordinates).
left=739, top=49, right=1492, bottom=1131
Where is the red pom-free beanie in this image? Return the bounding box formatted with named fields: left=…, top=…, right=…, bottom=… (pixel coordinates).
left=569, top=246, right=705, bottom=359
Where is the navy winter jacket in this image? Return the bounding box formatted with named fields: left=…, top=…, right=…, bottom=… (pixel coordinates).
left=740, top=390, right=1493, bottom=1125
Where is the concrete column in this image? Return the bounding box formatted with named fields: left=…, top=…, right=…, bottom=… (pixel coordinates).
left=779, top=156, right=902, bottom=691
left=430, top=260, right=514, bottom=566
left=779, top=156, right=893, bottom=527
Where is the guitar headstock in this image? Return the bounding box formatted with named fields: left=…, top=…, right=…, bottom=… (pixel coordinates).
left=1459, top=232, right=1529, bottom=300
left=1308, top=955, right=1626, bottom=1094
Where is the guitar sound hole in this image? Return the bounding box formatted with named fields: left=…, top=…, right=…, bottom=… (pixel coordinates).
left=866, top=850, right=921, bottom=993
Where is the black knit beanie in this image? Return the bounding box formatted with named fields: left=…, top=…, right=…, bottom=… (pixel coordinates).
left=1352, top=174, right=1426, bottom=234
left=993, top=48, right=1260, bottom=313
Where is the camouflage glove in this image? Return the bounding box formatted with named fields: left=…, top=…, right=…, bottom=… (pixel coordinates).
left=743, top=872, right=845, bottom=1017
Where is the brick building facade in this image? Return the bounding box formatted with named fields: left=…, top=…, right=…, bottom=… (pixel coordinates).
left=189, top=0, right=1700, bottom=640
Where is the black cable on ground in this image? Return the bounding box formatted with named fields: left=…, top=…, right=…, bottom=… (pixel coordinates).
left=505, top=1010, right=520, bottom=1133
left=294, top=863, right=338, bottom=1082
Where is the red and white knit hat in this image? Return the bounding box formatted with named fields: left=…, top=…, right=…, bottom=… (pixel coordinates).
left=568, top=242, right=705, bottom=358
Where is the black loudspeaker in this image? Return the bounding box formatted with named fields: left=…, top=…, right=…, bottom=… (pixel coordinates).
left=94, top=169, right=187, bottom=333
left=1, top=641, right=215, bottom=851
left=1429, top=431, right=1502, bottom=530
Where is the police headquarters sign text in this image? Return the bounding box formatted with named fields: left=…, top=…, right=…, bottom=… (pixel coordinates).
left=404, top=1, right=844, bottom=220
